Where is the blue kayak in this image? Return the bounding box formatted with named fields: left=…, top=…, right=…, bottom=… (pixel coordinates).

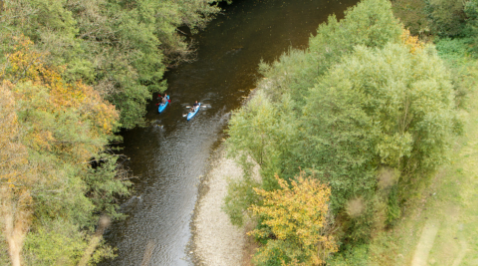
left=158, top=95, right=170, bottom=113
left=187, top=103, right=201, bottom=121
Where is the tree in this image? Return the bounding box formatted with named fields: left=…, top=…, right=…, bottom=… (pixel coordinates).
left=301, top=42, right=456, bottom=238
left=0, top=0, right=225, bottom=129
left=0, top=0, right=229, bottom=263
left=226, top=0, right=458, bottom=244
left=0, top=82, right=32, bottom=266
left=1, top=34, right=128, bottom=265
left=225, top=0, right=405, bottom=228
left=425, top=0, right=466, bottom=37
left=309, top=0, right=402, bottom=75
left=249, top=173, right=336, bottom=266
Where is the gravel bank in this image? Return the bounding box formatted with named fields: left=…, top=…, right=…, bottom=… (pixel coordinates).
left=193, top=153, right=245, bottom=266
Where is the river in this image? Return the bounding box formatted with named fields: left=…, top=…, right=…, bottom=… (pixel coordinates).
left=101, top=0, right=357, bottom=265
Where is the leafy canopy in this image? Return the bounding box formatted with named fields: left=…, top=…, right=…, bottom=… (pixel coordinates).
left=1, top=35, right=128, bottom=265
left=249, top=173, right=336, bottom=266
left=225, top=0, right=458, bottom=246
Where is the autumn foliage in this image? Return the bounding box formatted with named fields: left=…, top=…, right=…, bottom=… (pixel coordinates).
left=1, top=0, right=224, bottom=261
left=0, top=82, right=32, bottom=266
left=401, top=28, right=424, bottom=53
left=1, top=34, right=123, bottom=265
left=249, top=173, right=337, bottom=266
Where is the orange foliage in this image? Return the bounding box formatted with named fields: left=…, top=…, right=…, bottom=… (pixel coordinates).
left=2, top=37, right=43, bottom=83
left=401, top=28, right=424, bottom=54
left=0, top=83, right=33, bottom=266
left=1, top=34, right=120, bottom=265
left=249, top=173, right=337, bottom=265
left=1, top=34, right=119, bottom=266
left=3, top=35, right=118, bottom=161
left=72, top=81, right=119, bottom=135
left=0, top=82, right=29, bottom=186
left=6, top=35, right=118, bottom=130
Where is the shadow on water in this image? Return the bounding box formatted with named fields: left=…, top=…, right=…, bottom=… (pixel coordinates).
left=101, top=0, right=358, bottom=265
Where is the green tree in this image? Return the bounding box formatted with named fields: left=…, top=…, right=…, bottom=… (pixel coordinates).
left=224, top=90, right=298, bottom=226
left=301, top=42, right=456, bottom=238
left=225, top=0, right=404, bottom=226
left=225, top=0, right=458, bottom=245
left=1, top=0, right=225, bottom=129
left=425, top=0, right=466, bottom=37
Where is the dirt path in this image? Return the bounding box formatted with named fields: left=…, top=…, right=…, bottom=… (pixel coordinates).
left=411, top=220, right=439, bottom=266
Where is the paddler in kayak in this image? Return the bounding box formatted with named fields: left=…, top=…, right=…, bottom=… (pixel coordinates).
left=190, top=101, right=199, bottom=112
left=156, top=93, right=168, bottom=106
left=162, top=93, right=170, bottom=104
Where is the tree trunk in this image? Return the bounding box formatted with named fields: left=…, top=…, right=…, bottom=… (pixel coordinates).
left=1, top=189, right=31, bottom=266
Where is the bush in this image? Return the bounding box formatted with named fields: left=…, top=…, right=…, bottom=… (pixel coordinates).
left=327, top=244, right=371, bottom=266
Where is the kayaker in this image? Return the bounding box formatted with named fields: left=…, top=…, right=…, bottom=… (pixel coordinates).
left=162, top=93, right=169, bottom=104
left=190, top=101, right=199, bottom=112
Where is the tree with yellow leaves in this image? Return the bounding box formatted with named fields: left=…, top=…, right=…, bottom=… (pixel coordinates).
left=401, top=28, right=424, bottom=54
left=0, top=82, right=33, bottom=266
left=249, top=172, right=337, bottom=266
left=1, top=35, right=127, bottom=265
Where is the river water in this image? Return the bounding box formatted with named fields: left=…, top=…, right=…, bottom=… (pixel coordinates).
left=102, top=0, right=357, bottom=265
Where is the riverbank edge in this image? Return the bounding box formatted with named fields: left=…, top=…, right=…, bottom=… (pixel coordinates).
left=189, top=143, right=226, bottom=266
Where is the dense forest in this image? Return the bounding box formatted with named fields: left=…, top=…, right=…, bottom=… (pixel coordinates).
left=0, top=0, right=226, bottom=265
left=224, top=0, right=478, bottom=264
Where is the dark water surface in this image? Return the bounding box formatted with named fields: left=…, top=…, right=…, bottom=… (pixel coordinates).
left=102, top=0, right=357, bottom=265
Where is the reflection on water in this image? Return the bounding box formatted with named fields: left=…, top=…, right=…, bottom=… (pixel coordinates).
left=101, top=0, right=358, bottom=265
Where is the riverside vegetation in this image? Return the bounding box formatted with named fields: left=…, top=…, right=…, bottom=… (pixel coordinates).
left=2, top=0, right=477, bottom=265
left=224, top=0, right=478, bottom=264
left=0, top=0, right=227, bottom=265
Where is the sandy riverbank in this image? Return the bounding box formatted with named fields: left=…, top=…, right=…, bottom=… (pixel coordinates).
left=192, top=75, right=266, bottom=266
left=193, top=151, right=246, bottom=266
